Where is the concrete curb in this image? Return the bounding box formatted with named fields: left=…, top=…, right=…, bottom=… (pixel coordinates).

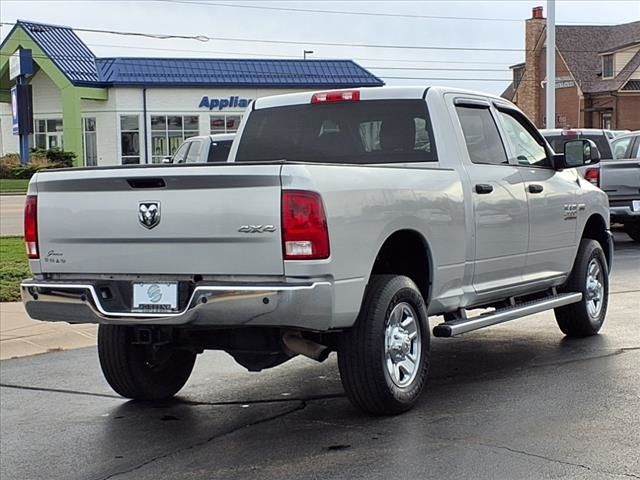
left=0, top=302, right=97, bottom=360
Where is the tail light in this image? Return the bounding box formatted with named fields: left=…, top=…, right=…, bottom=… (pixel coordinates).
left=24, top=195, right=39, bottom=259
left=282, top=190, right=330, bottom=260
left=584, top=167, right=600, bottom=187
left=311, top=90, right=360, bottom=104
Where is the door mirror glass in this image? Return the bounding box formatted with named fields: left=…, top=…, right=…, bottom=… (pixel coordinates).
left=563, top=139, right=601, bottom=168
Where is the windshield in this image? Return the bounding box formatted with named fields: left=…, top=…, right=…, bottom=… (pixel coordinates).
left=235, top=100, right=437, bottom=164
left=543, top=134, right=613, bottom=160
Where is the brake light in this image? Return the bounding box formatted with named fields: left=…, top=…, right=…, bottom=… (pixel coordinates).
left=282, top=190, right=330, bottom=260
left=311, top=90, right=360, bottom=104
left=24, top=195, right=38, bottom=259
left=584, top=167, right=600, bottom=187
left=562, top=130, right=578, bottom=137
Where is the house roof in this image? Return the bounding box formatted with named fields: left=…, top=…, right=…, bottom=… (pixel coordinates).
left=556, top=21, right=640, bottom=93
left=1, top=20, right=383, bottom=88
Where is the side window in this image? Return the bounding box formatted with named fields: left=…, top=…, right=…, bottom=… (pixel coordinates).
left=172, top=142, right=191, bottom=163
left=185, top=140, right=204, bottom=163
left=497, top=110, right=549, bottom=167
left=456, top=106, right=509, bottom=165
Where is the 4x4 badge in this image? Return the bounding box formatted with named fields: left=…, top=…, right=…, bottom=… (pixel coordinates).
left=139, top=202, right=161, bottom=229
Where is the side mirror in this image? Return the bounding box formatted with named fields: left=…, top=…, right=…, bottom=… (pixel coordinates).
left=162, top=156, right=173, bottom=164
left=555, top=139, right=601, bottom=169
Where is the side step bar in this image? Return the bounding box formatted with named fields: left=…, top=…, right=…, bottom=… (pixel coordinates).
left=433, top=292, right=582, bottom=338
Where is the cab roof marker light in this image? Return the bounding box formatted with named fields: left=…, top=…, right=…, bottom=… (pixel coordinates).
left=311, top=90, right=360, bottom=104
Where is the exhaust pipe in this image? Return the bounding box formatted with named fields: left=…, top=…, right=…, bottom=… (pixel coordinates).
left=282, top=332, right=330, bottom=362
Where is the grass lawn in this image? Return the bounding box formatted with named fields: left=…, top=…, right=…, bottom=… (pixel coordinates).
left=0, top=236, right=29, bottom=302
left=0, top=179, right=29, bottom=194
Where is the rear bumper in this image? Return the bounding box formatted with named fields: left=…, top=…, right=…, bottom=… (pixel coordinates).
left=21, top=280, right=334, bottom=331
left=610, top=206, right=640, bottom=224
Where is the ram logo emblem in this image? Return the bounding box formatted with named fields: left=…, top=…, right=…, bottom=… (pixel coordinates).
left=238, top=225, right=277, bottom=233
left=139, top=202, right=161, bottom=229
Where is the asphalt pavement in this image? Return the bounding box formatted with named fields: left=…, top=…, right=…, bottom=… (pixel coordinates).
left=1, top=234, right=639, bottom=480
left=0, top=195, right=24, bottom=236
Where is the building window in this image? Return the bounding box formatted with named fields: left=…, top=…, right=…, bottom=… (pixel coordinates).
left=120, top=115, right=141, bottom=164
left=151, top=115, right=199, bottom=163
left=33, top=118, right=63, bottom=150
left=210, top=114, right=242, bottom=134
left=601, top=112, right=612, bottom=130
left=83, top=118, right=97, bottom=166
left=602, top=54, right=614, bottom=78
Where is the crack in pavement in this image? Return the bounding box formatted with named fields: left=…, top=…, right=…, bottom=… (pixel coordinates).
left=95, top=400, right=307, bottom=480
left=0, top=383, right=344, bottom=406
left=480, top=442, right=640, bottom=479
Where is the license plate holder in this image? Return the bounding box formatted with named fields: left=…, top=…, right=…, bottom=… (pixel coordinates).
left=632, top=200, right=640, bottom=212
left=132, top=282, right=178, bottom=313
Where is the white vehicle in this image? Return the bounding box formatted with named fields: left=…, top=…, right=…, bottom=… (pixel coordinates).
left=22, top=87, right=612, bottom=415
left=167, top=133, right=235, bottom=164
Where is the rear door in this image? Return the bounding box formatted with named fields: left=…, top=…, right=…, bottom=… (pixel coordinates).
left=36, top=164, right=284, bottom=275
left=496, top=107, right=579, bottom=281
left=454, top=101, right=529, bottom=293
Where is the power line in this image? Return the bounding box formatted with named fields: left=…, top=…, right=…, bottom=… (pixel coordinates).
left=154, top=0, right=624, bottom=26
left=1, top=21, right=622, bottom=54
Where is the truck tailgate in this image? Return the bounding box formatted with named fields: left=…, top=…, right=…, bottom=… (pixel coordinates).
left=34, top=165, right=284, bottom=275
left=600, top=159, right=640, bottom=198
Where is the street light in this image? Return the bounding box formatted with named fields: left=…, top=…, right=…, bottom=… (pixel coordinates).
left=303, top=50, right=314, bottom=60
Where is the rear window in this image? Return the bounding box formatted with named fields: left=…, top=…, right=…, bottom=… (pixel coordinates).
left=207, top=140, right=233, bottom=162
left=235, top=100, right=437, bottom=164
left=543, top=134, right=613, bottom=160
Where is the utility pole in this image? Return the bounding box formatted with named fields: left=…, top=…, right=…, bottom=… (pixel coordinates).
left=546, top=0, right=556, bottom=128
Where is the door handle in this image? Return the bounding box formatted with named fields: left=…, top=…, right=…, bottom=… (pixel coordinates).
left=475, top=184, right=493, bottom=194
left=528, top=184, right=544, bottom=194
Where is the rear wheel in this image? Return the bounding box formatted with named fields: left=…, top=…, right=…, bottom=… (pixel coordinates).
left=624, top=223, right=640, bottom=242
left=98, top=325, right=196, bottom=400
left=554, top=239, right=609, bottom=337
left=338, top=275, right=430, bottom=415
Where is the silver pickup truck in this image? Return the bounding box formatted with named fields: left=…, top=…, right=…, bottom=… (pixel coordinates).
left=21, top=86, right=613, bottom=415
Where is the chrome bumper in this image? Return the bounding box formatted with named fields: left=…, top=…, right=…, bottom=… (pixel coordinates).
left=610, top=206, right=640, bottom=221
left=21, top=280, right=334, bottom=330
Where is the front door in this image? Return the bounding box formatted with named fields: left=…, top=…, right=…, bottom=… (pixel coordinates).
left=455, top=103, right=529, bottom=293
left=495, top=108, right=579, bottom=281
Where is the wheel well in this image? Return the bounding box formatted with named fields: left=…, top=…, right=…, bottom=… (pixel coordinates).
left=370, top=230, right=431, bottom=302
left=581, top=214, right=611, bottom=269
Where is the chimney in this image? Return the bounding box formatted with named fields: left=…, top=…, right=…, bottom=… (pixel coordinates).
left=517, top=6, right=547, bottom=126
left=532, top=6, right=544, bottom=19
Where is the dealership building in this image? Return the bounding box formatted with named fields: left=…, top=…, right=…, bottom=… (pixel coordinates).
left=0, top=20, right=383, bottom=166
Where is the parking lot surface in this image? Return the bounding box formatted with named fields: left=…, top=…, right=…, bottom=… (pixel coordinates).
left=1, top=234, right=638, bottom=480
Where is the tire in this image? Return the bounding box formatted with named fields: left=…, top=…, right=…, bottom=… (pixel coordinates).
left=338, top=275, right=430, bottom=415
left=98, top=325, right=196, bottom=400
left=554, top=239, right=609, bottom=337
left=624, top=223, right=640, bottom=242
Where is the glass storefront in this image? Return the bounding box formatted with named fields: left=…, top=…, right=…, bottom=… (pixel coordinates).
left=151, top=115, right=199, bottom=163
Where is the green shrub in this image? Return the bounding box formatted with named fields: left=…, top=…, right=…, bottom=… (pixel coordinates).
left=0, top=148, right=77, bottom=179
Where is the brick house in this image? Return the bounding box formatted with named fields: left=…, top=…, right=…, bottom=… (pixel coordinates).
left=502, top=6, right=640, bottom=130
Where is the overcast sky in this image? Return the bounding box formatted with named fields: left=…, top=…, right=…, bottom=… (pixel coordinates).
left=1, top=0, right=639, bottom=94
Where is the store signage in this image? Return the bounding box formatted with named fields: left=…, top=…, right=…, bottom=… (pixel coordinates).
left=198, top=96, right=252, bottom=110
left=541, top=76, right=575, bottom=90
left=10, top=84, right=33, bottom=135
left=9, top=49, right=33, bottom=80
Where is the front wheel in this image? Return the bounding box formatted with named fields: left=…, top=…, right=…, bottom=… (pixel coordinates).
left=554, top=239, right=609, bottom=337
left=98, top=325, right=196, bottom=400
left=338, top=275, right=430, bottom=415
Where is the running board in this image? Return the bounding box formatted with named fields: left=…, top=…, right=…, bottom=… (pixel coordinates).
left=433, top=292, right=582, bottom=338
